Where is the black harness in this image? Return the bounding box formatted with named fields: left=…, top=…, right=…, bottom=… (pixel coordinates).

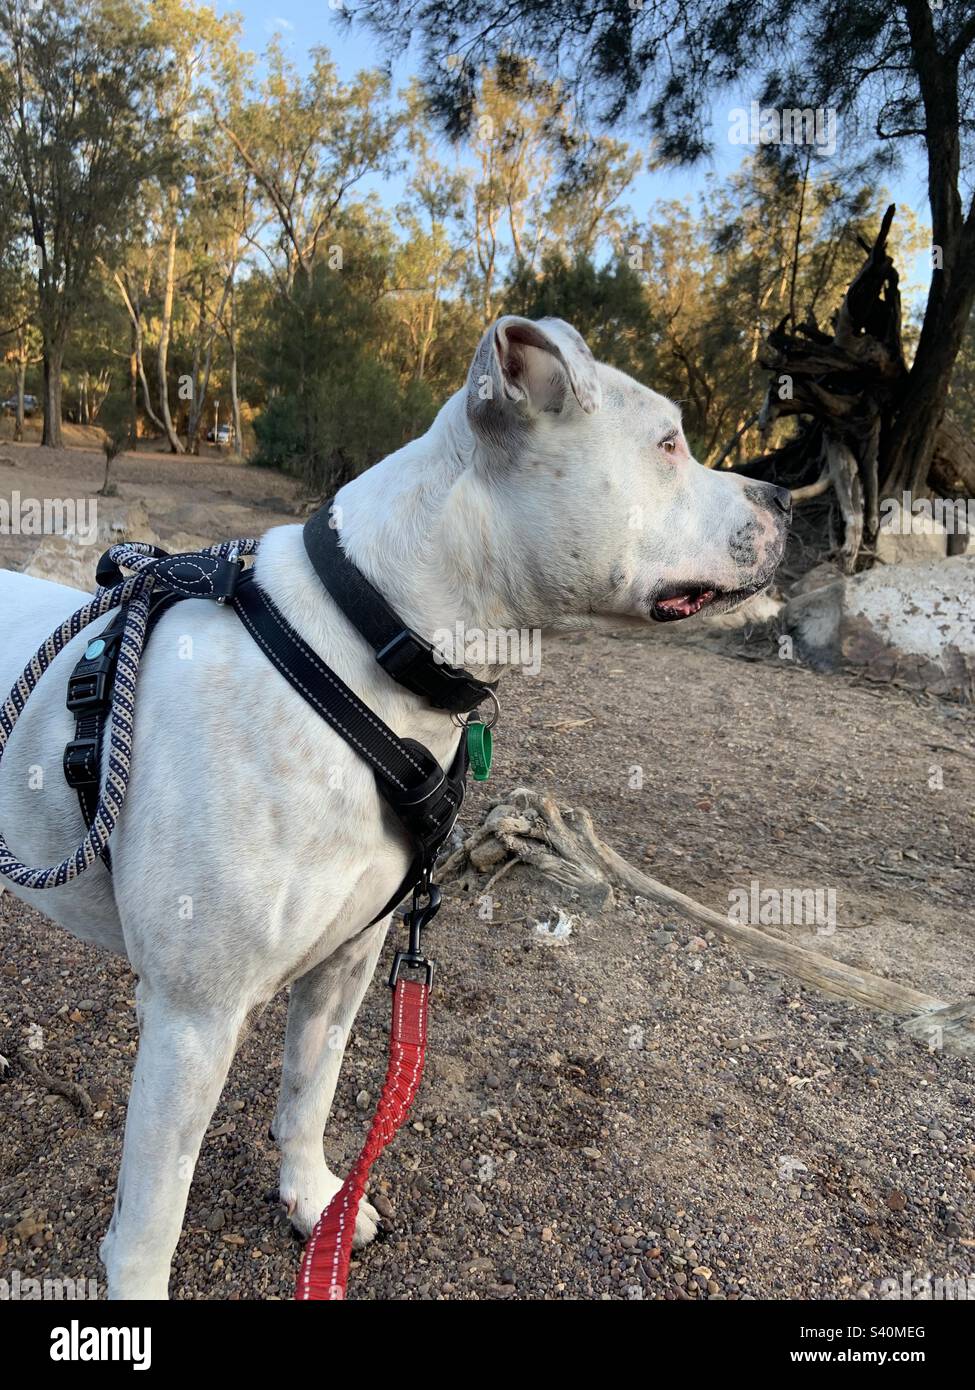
left=63, top=504, right=495, bottom=973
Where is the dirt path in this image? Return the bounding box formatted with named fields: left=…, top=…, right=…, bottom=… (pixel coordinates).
left=0, top=456, right=972, bottom=1300
left=0, top=438, right=304, bottom=571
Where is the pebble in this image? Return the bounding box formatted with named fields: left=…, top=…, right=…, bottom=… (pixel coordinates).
left=464, top=1193, right=487, bottom=1218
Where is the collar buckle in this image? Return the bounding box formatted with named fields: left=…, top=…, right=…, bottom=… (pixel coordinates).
left=376, top=628, right=492, bottom=714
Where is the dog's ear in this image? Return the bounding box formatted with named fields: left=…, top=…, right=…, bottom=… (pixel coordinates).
left=466, top=316, right=601, bottom=444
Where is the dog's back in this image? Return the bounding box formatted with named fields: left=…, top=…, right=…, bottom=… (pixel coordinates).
left=0, top=568, right=89, bottom=675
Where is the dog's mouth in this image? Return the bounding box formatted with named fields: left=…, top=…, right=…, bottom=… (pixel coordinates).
left=650, top=581, right=763, bottom=623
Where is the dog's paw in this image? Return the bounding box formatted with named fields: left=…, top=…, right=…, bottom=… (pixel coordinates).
left=279, top=1166, right=381, bottom=1248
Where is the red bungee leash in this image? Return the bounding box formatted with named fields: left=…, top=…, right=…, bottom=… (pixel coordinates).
left=295, top=879, right=440, bottom=1301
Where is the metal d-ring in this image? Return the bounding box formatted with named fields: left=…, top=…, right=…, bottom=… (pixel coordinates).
left=451, top=688, right=501, bottom=730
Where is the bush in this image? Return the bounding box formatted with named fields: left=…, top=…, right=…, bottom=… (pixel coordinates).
left=252, top=248, right=437, bottom=492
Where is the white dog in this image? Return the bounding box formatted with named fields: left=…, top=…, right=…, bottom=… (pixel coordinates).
left=0, top=317, right=789, bottom=1298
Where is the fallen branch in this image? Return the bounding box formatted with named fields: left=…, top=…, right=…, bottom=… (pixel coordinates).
left=443, top=789, right=974, bottom=1056
left=790, top=471, right=833, bottom=504
left=16, top=1049, right=94, bottom=1116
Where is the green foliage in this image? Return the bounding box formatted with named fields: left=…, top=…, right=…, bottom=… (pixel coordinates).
left=252, top=248, right=437, bottom=492
left=97, top=388, right=132, bottom=494
left=99, top=390, right=133, bottom=450
left=504, top=251, right=656, bottom=381
left=1, top=0, right=969, bottom=494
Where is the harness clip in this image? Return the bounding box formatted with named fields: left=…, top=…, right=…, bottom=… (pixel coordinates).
left=388, top=879, right=440, bottom=989
left=66, top=633, right=121, bottom=713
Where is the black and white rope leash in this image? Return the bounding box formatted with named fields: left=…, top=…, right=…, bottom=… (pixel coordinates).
left=0, top=537, right=258, bottom=890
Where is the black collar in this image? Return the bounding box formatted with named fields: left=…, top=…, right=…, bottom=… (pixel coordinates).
left=303, top=503, right=496, bottom=715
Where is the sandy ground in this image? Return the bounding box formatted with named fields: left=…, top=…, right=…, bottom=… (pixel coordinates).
left=0, top=444, right=972, bottom=1300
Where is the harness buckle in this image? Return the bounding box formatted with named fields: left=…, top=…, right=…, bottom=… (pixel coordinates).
left=389, top=742, right=466, bottom=858
left=376, top=629, right=434, bottom=685
left=63, top=737, right=100, bottom=788
left=375, top=629, right=493, bottom=714
left=66, top=671, right=108, bottom=712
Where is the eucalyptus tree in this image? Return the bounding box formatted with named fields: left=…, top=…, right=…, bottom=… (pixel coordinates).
left=0, top=0, right=165, bottom=447
left=354, top=0, right=975, bottom=497
left=215, top=41, right=401, bottom=296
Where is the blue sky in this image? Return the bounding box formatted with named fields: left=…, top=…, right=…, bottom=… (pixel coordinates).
left=215, top=1, right=935, bottom=308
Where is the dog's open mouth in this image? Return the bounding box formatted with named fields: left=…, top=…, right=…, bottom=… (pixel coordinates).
left=650, top=582, right=761, bottom=622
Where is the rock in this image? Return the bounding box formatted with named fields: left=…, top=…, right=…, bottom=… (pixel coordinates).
left=23, top=499, right=162, bottom=591
left=207, top=1208, right=226, bottom=1232
left=784, top=556, right=975, bottom=698
left=875, top=511, right=950, bottom=565
left=885, top=1190, right=907, bottom=1212
left=464, top=1193, right=487, bottom=1218
left=702, top=589, right=782, bottom=629
left=789, top=561, right=846, bottom=598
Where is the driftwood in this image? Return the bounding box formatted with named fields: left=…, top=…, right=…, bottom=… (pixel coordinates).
left=733, top=205, right=972, bottom=570
left=15, top=1047, right=94, bottom=1116
left=442, top=789, right=975, bottom=1057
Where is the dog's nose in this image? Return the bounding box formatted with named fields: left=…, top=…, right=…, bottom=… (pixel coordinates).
left=767, top=484, right=792, bottom=519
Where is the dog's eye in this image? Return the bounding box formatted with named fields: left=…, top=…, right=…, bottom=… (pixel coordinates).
left=659, top=431, right=679, bottom=455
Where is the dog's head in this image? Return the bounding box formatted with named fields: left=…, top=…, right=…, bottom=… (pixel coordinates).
left=464, top=315, right=790, bottom=626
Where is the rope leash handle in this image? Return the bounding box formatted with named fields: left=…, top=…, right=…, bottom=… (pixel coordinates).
left=0, top=538, right=257, bottom=888
left=295, top=977, right=429, bottom=1301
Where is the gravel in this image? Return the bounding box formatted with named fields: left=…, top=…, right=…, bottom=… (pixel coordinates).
left=1, top=462, right=972, bottom=1299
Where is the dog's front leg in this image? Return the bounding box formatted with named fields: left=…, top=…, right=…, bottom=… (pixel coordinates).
left=272, top=918, right=389, bottom=1247
left=100, top=984, right=246, bottom=1299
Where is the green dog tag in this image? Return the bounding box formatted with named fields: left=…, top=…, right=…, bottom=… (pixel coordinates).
left=467, top=721, right=493, bottom=781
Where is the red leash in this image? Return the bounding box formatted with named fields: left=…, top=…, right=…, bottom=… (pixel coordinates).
left=295, top=883, right=440, bottom=1301
left=295, top=978, right=429, bottom=1300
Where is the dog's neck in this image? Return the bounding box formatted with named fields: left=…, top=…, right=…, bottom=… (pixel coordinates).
left=334, top=392, right=553, bottom=680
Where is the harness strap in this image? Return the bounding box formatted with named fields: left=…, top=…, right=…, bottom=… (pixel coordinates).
left=232, top=572, right=467, bottom=866
left=295, top=977, right=429, bottom=1300
left=303, top=503, right=496, bottom=715
left=63, top=593, right=182, bottom=872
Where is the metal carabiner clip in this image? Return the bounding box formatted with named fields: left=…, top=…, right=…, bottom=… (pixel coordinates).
left=388, top=876, right=440, bottom=989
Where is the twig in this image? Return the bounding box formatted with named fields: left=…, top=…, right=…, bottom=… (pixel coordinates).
left=16, top=1049, right=93, bottom=1117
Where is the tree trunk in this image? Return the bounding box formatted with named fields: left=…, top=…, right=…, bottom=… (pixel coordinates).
left=13, top=329, right=26, bottom=442
left=41, top=337, right=64, bottom=448
left=129, top=316, right=139, bottom=447
left=882, top=247, right=975, bottom=494
left=157, top=196, right=184, bottom=454
left=732, top=206, right=975, bottom=573
left=112, top=270, right=166, bottom=435
left=228, top=280, right=242, bottom=455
